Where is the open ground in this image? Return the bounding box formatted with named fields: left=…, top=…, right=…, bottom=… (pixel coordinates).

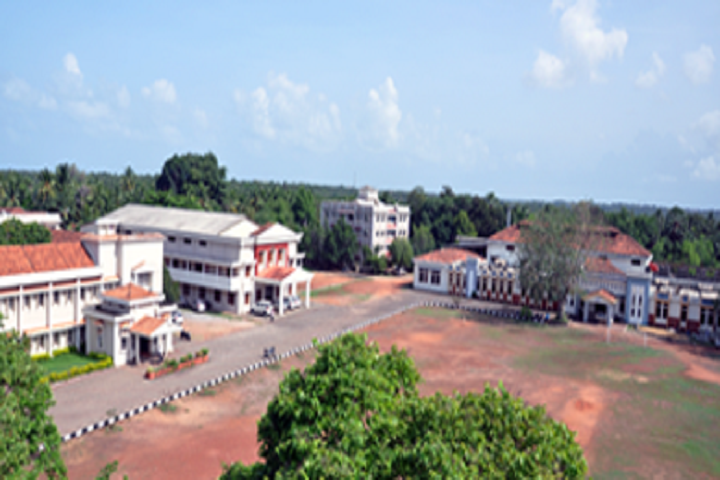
left=61, top=275, right=720, bottom=479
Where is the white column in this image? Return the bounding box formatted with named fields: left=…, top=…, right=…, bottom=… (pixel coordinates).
left=75, top=279, right=81, bottom=322
left=279, top=283, right=285, bottom=316
left=583, top=301, right=589, bottom=323
left=305, top=279, right=310, bottom=308
left=47, top=287, right=53, bottom=357
left=85, top=319, right=91, bottom=354
left=17, top=287, right=23, bottom=334
left=608, top=304, right=614, bottom=326
left=134, top=334, right=140, bottom=364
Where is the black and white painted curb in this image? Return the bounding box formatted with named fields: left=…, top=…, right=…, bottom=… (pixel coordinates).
left=60, top=299, right=537, bottom=443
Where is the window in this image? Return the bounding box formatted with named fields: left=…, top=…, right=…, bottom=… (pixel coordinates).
left=199, top=288, right=206, bottom=299
left=430, top=270, right=441, bottom=285
left=228, top=293, right=236, bottom=306
left=199, top=240, right=207, bottom=247
left=24, top=296, right=30, bottom=309
left=482, top=278, right=488, bottom=292
left=97, top=327, right=103, bottom=349
left=214, top=290, right=221, bottom=302
left=38, top=335, right=45, bottom=349
left=246, top=266, right=252, bottom=277
left=631, top=259, right=641, bottom=266
left=681, top=305, right=688, bottom=322
left=172, top=259, right=180, bottom=268
left=419, top=268, right=428, bottom=283
left=182, top=284, right=190, bottom=296
left=245, top=293, right=250, bottom=305
left=53, top=332, right=60, bottom=347
left=121, top=337, right=128, bottom=350
left=506, top=245, right=515, bottom=252
left=168, top=236, right=176, bottom=243
left=66, top=291, right=72, bottom=302
left=655, top=302, right=668, bottom=319
left=38, top=294, right=44, bottom=307
left=701, top=307, right=713, bottom=325
left=81, top=288, right=86, bottom=301
left=507, top=281, right=513, bottom=294
left=8, top=298, right=14, bottom=310
left=491, top=279, right=497, bottom=293
left=194, top=262, right=203, bottom=273
left=184, top=238, right=192, bottom=245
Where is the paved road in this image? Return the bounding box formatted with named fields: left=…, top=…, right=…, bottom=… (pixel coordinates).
left=50, top=290, right=425, bottom=436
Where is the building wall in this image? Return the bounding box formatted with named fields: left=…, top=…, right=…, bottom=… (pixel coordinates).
left=413, top=262, right=449, bottom=294
left=117, top=241, right=164, bottom=293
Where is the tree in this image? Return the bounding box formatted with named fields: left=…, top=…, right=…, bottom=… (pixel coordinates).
left=323, top=218, right=359, bottom=270
left=220, top=333, right=588, bottom=478
left=155, top=152, right=227, bottom=208
left=0, top=315, right=67, bottom=478
left=411, top=224, right=435, bottom=255
left=0, top=219, right=52, bottom=245
left=454, top=209, right=477, bottom=238
left=163, top=266, right=181, bottom=304
left=518, top=204, right=598, bottom=318
left=291, top=186, right=318, bottom=228
left=388, top=237, right=414, bottom=270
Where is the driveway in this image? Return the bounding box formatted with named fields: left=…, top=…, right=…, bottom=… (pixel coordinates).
left=50, top=290, right=425, bottom=436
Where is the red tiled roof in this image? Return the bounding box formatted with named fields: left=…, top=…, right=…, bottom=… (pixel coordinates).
left=130, top=316, right=167, bottom=336
left=584, top=257, right=625, bottom=276
left=0, top=207, right=27, bottom=214
left=582, top=289, right=618, bottom=305
left=414, top=247, right=483, bottom=265
left=0, top=242, right=95, bottom=277
left=251, top=222, right=275, bottom=237
left=489, top=222, right=651, bottom=257
left=103, top=283, right=159, bottom=302
left=51, top=229, right=83, bottom=243
left=256, top=266, right=296, bottom=281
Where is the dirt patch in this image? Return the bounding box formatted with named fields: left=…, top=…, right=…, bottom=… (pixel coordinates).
left=313, top=274, right=411, bottom=306
left=301, top=272, right=355, bottom=291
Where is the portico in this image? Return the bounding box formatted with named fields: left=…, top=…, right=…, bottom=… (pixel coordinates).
left=582, top=289, right=618, bottom=325
left=254, top=266, right=313, bottom=315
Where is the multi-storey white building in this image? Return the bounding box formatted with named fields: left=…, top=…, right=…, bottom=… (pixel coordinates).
left=1, top=206, right=62, bottom=230
left=320, top=186, right=411, bottom=258
left=0, top=219, right=168, bottom=365
left=98, top=204, right=312, bottom=315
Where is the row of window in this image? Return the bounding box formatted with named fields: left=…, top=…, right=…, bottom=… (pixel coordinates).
left=181, top=283, right=249, bottom=307
left=258, top=248, right=286, bottom=269
left=167, top=235, right=208, bottom=247
left=0, top=286, right=101, bottom=312
left=655, top=301, right=715, bottom=324
left=417, top=268, right=441, bottom=285
left=166, top=258, right=250, bottom=278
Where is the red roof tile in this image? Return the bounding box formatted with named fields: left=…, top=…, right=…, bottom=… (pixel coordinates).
left=0, top=207, right=27, bottom=214
left=51, top=229, right=84, bottom=243
left=490, top=223, right=651, bottom=257
left=103, top=283, right=159, bottom=302
left=0, top=242, right=95, bottom=277
left=256, top=266, right=296, bottom=281
left=414, top=247, right=483, bottom=265
left=130, top=316, right=167, bottom=336
left=584, top=257, right=625, bottom=276
left=582, top=289, right=618, bottom=305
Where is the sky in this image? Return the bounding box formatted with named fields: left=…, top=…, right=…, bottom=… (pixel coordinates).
left=1, top=1, right=719, bottom=209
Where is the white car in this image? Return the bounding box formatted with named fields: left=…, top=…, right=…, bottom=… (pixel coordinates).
left=171, top=310, right=184, bottom=325
left=251, top=300, right=273, bottom=316
left=287, top=295, right=302, bottom=310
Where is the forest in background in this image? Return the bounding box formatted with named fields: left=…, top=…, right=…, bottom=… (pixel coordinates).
left=1, top=152, right=719, bottom=271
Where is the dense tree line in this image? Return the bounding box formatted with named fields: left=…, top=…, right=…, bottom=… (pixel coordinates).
left=2, top=152, right=718, bottom=270
left=0, top=218, right=51, bottom=245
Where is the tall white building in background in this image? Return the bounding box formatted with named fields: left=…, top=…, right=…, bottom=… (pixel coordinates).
left=0, top=206, right=62, bottom=230
left=320, top=186, right=411, bottom=258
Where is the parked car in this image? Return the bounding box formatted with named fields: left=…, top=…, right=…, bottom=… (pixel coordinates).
left=171, top=310, right=184, bottom=325
left=191, top=299, right=206, bottom=313
left=287, top=295, right=302, bottom=310
left=251, top=300, right=273, bottom=316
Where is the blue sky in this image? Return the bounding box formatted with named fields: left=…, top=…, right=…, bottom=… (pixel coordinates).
left=1, top=1, right=719, bottom=208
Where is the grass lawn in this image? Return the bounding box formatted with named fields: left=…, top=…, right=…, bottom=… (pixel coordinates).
left=37, top=352, right=100, bottom=374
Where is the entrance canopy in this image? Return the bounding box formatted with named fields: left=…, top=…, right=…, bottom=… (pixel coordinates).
left=255, top=266, right=314, bottom=315
left=130, top=316, right=177, bottom=338
left=582, top=289, right=617, bottom=324
left=582, top=289, right=618, bottom=306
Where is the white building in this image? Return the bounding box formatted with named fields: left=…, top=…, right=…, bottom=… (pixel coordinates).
left=1, top=206, right=62, bottom=230
left=320, top=186, right=411, bottom=258
left=98, top=204, right=312, bottom=316
left=0, top=219, right=168, bottom=365
left=413, top=247, right=483, bottom=296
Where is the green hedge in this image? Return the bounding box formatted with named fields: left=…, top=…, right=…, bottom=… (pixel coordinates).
left=41, top=352, right=113, bottom=384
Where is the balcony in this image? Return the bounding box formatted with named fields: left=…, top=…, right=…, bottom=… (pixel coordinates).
left=167, top=267, right=243, bottom=291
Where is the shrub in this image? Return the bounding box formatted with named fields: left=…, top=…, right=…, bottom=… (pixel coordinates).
left=52, top=347, right=70, bottom=356
left=181, top=354, right=193, bottom=363
left=33, top=353, right=51, bottom=362
left=200, top=348, right=209, bottom=357
left=520, top=306, right=533, bottom=321
left=165, top=359, right=179, bottom=370
left=69, top=345, right=78, bottom=354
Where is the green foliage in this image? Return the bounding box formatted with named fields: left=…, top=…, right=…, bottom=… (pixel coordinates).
left=40, top=352, right=113, bottom=383
left=95, top=460, right=128, bottom=480
left=156, top=152, right=227, bottom=209
left=362, top=246, right=388, bottom=274
left=411, top=223, right=435, bottom=255
left=388, top=237, right=414, bottom=270
left=220, top=333, right=587, bottom=479
left=0, top=218, right=52, bottom=245
left=0, top=325, right=67, bottom=478
left=163, top=265, right=181, bottom=304
left=323, top=218, right=359, bottom=270
left=454, top=209, right=478, bottom=238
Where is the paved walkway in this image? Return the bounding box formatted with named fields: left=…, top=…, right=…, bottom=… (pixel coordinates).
left=50, top=291, right=424, bottom=436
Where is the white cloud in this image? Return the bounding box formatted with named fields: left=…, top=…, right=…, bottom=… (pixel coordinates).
left=684, top=45, right=715, bottom=84
left=555, top=0, right=628, bottom=77
left=63, top=53, right=82, bottom=77
left=234, top=72, right=343, bottom=151
left=362, top=77, right=403, bottom=148
left=67, top=100, right=111, bottom=119
left=652, top=52, right=666, bottom=76
left=693, top=156, right=720, bottom=181
left=142, top=79, right=177, bottom=104
left=529, top=50, right=570, bottom=88
left=3, top=78, right=57, bottom=110
left=117, top=86, right=130, bottom=108
left=695, top=110, right=720, bottom=152
left=515, top=150, right=537, bottom=167
left=635, top=52, right=666, bottom=88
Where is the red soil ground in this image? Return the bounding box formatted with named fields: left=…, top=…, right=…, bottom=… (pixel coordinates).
left=312, top=274, right=412, bottom=306
left=181, top=318, right=255, bottom=343
left=61, top=303, right=720, bottom=478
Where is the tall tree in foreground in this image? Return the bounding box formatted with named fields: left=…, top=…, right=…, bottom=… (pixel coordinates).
left=0, top=316, right=67, bottom=478
left=518, top=203, right=599, bottom=318
left=323, top=218, right=359, bottom=270
left=388, top=237, right=414, bottom=270
left=220, top=333, right=588, bottom=479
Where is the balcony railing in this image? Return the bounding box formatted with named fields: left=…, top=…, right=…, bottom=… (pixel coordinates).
left=167, top=267, right=243, bottom=291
